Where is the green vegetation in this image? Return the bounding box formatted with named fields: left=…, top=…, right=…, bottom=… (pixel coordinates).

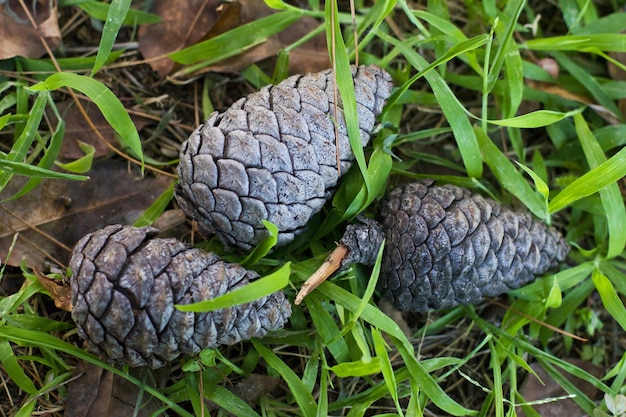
left=1, top=0, right=626, bottom=416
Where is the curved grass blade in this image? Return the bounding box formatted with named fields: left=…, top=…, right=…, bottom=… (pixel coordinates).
left=91, top=0, right=131, bottom=75
left=378, top=30, right=483, bottom=178
left=54, top=140, right=95, bottom=174
left=574, top=113, right=626, bottom=258
left=592, top=269, right=626, bottom=332
left=203, top=385, right=260, bottom=417
left=325, top=0, right=370, bottom=194
left=474, top=127, right=547, bottom=221
left=252, top=339, right=318, bottom=417
left=133, top=181, right=175, bottom=227
left=0, top=159, right=87, bottom=182
left=1, top=119, right=66, bottom=201
left=523, top=34, right=626, bottom=52
left=0, top=326, right=194, bottom=417
left=168, top=11, right=301, bottom=68
left=29, top=73, right=144, bottom=165
left=0, top=338, right=37, bottom=394
left=175, top=263, right=290, bottom=313
left=548, top=144, right=626, bottom=213
left=487, top=107, right=583, bottom=128
left=0, top=92, right=47, bottom=190
left=77, top=2, right=161, bottom=25
left=240, top=220, right=279, bottom=267
left=317, top=282, right=476, bottom=416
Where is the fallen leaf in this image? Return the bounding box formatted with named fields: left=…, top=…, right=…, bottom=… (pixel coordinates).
left=138, top=0, right=223, bottom=77
left=138, top=0, right=329, bottom=80
left=0, top=0, right=61, bottom=60
left=527, top=79, right=621, bottom=125
left=65, top=361, right=164, bottom=417
left=34, top=267, right=72, bottom=311
left=516, top=358, right=604, bottom=417
left=0, top=159, right=172, bottom=268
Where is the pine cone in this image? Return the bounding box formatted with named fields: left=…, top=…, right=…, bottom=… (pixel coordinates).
left=70, top=225, right=291, bottom=369
left=338, top=180, right=569, bottom=312
left=175, top=65, right=393, bottom=251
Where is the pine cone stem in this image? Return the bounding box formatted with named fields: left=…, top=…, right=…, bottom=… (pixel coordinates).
left=295, top=244, right=348, bottom=305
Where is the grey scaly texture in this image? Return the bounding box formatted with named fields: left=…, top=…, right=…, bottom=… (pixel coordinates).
left=175, top=65, right=393, bottom=251
left=70, top=225, right=291, bottom=369
left=339, top=180, right=569, bottom=312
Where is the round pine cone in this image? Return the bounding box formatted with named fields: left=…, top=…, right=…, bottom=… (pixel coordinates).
left=340, top=180, right=569, bottom=312
left=175, top=64, right=393, bottom=251
left=70, top=225, right=291, bottom=369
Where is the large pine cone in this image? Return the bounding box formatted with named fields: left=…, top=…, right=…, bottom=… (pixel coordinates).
left=340, top=180, right=569, bottom=312
left=175, top=65, right=393, bottom=251
left=70, top=225, right=291, bottom=369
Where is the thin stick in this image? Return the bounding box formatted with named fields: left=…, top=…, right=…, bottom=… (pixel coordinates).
left=295, top=244, right=350, bottom=305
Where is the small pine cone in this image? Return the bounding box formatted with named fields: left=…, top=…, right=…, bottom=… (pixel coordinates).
left=70, top=225, right=291, bottom=369
left=342, top=180, right=569, bottom=312
left=175, top=65, right=393, bottom=251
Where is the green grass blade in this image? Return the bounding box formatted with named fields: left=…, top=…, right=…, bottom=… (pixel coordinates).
left=241, top=220, right=279, bottom=267
left=78, top=1, right=161, bottom=25
left=372, top=327, right=403, bottom=415
left=412, top=10, right=482, bottom=73
left=305, top=294, right=350, bottom=363
left=203, top=385, right=261, bottom=417
left=317, top=282, right=476, bottom=416
left=168, top=11, right=301, bottom=65
left=523, top=34, right=626, bottom=52
left=0, top=92, right=47, bottom=190
left=548, top=145, right=626, bottom=213
left=510, top=262, right=594, bottom=300
left=330, top=358, right=382, bottom=377
left=378, top=31, right=482, bottom=178
left=252, top=339, right=318, bottom=417
left=2, top=119, right=66, bottom=201
left=474, top=127, right=547, bottom=221
left=592, top=269, right=626, bottom=332
left=487, top=107, right=583, bottom=128
left=0, top=159, right=88, bottom=183
left=54, top=140, right=95, bottom=174
left=488, top=340, right=504, bottom=417
left=0, top=326, right=193, bottom=417
left=133, top=181, right=175, bottom=227
left=29, top=73, right=144, bottom=165
left=574, top=113, right=626, bottom=258
left=91, top=0, right=130, bottom=75
left=326, top=0, right=370, bottom=194
left=0, top=338, right=37, bottom=394
left=175, top=263, right=290, bottom=313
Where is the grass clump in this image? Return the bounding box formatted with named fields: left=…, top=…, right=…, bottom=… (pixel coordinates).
left=2, top=0, right=626, bottom=416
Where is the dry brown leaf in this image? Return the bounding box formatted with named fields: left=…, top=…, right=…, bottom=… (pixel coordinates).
left=0, top=159, right=171, bottom=268
left=138, top=0, right=329, bottom=80
left=527, top=79, right=621, bottom=125
left=138, top=0, right=223, bottom=77
left=516, top=358, right=604, bottom=417
left=65, top=361, right=164, bottom=417
left=34, top=267, right=73, bottom=311
left=0, top=0, right=61, bottom=59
